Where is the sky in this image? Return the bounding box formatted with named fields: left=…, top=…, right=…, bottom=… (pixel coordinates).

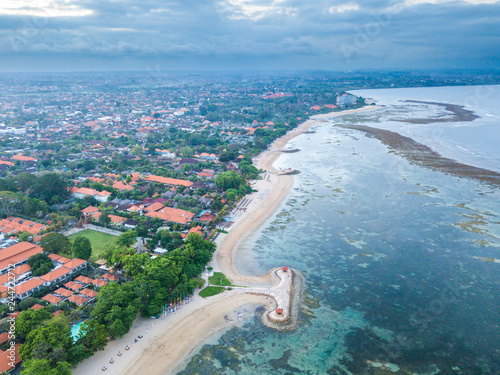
left=0, top=0, right=499, bottom=72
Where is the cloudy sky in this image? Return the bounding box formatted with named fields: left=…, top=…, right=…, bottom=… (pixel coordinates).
left=0, top=0, right=499, bottom=72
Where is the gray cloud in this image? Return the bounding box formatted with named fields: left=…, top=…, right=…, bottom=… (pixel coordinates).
left=0, top=0, right=499, bottom=71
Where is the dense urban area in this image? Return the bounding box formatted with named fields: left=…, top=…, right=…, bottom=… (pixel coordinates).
left=0, top=70, right=498, bottom=374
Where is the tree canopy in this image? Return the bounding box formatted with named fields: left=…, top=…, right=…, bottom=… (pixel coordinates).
left=71, top=236, right=92, bottom=260
left=214, top=171, right=245, bottom=191
left=27, top=253, right=54, bottom=277
left=40, top=233, right=71, bottom=256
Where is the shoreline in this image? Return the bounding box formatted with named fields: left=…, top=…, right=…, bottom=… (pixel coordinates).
left=72, top=105, right=381, bottom=375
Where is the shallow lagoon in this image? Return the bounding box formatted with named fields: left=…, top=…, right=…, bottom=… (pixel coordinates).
left=179, top=86, right=500, bottom=375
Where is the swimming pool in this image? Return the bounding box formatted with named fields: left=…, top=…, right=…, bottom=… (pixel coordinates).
left=71, top=321, right=85, bottom=343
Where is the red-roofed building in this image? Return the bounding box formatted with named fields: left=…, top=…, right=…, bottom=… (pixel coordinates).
left=14, top=278, right=46, bottom=300
left=30, top=303, right=44, bottom=310
left=53, top=288, right=74, bottom=298
left=63, top=258, right=88, bottom=271
left=101, top=273, right=119, bottom=282
left=90, top=279, right=108, bottom=288
left=0, top=242, right=43, bottom=274
left=79, top=288, right=98, bottom=299
left=64, top=281, right=83, bottom=292
left=144, top=202, right=165, bottom=213
left=74, top=275, right=93, bottom=286
left=67, top=294, right=88, bottom=306
left=39, top=267, right=72, bottom=285
left=11, top=154, right=37, bottom=162
left=47, top=253, right=61, bottom=261
left=112, top=181, right=134, bottom=191
left=198, top=211, right=216, bottom=222
left=54, top=256, right=72, bottom=265
left=53, top=310, right=64, bottom=317
left=0, top=343, right=21, bottom=373
left=146, top=207, right=195, bottom=225
left=42, top=294, right=63, bottom=304
left=188, top=226, right=204, bottom=237
left=144, top=175, right=193, bottom=187
left=72, top=187, right=111, bottom=202
left=81, top=206, right=100, bottom=216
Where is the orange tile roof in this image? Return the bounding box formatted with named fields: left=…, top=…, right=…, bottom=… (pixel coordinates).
left=73, top=187, right=111, bottom=197
left=14, top=277, right=45, bottom=296
left=63, top=258, right=87, bottom=270
left=0, top=343, right=21, bottom=372
left=11, top=263, right=31, bottom=275
left=30, top=303, right=44, bottom=310
left=112, top=181, right=134, bottom=191
left=188, top=226, right=204, bottom=236
left=144, top=175, right=193, bottom=187
left=75, top=275, right=93, bottom=284
left=53, top=310, right=64, bottom=317
left=145, top=207, right=195, bottom=225
left=56, top=256, right=72, bottom=264
left=101, top=273, right=119, bottom=281
left=0, top=160, right=15, bottom=166
left=48, top=253, right=61, bottom=261
left=42, top=294, right=63, bottom=304
left=39, top=267, right=72, bottom=282
left=67, top=294, right=88, bottom=305
left=0, top=242, right=43, bottom=271
left=53, top=288, right=74, bottom=297
left=0, top=332, right=8, bottom=345
left=91, top=279, right=108, bottom=287
left=144, top=202, right=165, bottom=212
left=64, top=281, right=82, bottom=291
left=11, top=154, right=37, bottom=162
left=81, top=206, right=100, bottom=214
left=109, top=215, right=126, bottom=223
left=79, top=288, right=98, bottom=298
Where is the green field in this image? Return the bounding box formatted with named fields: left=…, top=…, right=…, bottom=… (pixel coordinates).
left=208, top=272, right=232, bottom=286
left=199, top=286, right=226, bottom=298
left=68, top=229, right=118, bottom=262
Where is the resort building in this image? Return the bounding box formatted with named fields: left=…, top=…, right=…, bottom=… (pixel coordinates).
left=13, top=277, right=46, bottom=300
left=0, top=242, right=43, bottom=274
left=145, top=207, right=195, bottom=225
left=71, top=187, right=112, bottom=202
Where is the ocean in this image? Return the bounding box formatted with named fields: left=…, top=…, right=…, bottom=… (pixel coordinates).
left=179, top=85, right=500, bottom=375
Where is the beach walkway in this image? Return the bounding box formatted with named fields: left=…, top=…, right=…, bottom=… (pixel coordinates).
left=228, top=267, right=293, bottom=323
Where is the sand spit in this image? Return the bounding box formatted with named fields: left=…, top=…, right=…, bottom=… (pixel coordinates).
left=399, top=100, right=479, bottom=124
left=339, top=124, right=500, bottom=187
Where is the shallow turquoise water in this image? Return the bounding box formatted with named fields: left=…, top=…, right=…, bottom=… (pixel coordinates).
left=179, top=87, right=500, bottom=375
left=71, top=321, right=84, bottom=343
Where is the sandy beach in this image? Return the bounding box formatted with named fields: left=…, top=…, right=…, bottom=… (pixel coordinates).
left=72, top=105, right=380, bottom=375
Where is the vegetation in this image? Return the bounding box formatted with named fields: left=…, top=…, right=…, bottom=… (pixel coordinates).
left=27, top=253, right=54, bottom=277
left=40, top=233, right=72, bottom=256
left=199, top=286, right=226, bottom=298
left=67, top=229, right=118, bottom=261
left=208, top=272, right=232, bottom=286
left=71, top=236, right=92, bottom=260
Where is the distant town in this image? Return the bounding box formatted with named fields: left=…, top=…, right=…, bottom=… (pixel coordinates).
left=0, top=69, right=498, bottom=374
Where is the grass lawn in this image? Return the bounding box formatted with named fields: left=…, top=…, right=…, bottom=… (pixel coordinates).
left=68, top=229, right=118, bottom=262
left=208, top=272, right=232, bottom=286
left=199, top=286, right=226, bottom=298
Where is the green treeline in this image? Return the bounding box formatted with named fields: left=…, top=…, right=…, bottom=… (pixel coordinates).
left=16, top=233, right=214, bottom=374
